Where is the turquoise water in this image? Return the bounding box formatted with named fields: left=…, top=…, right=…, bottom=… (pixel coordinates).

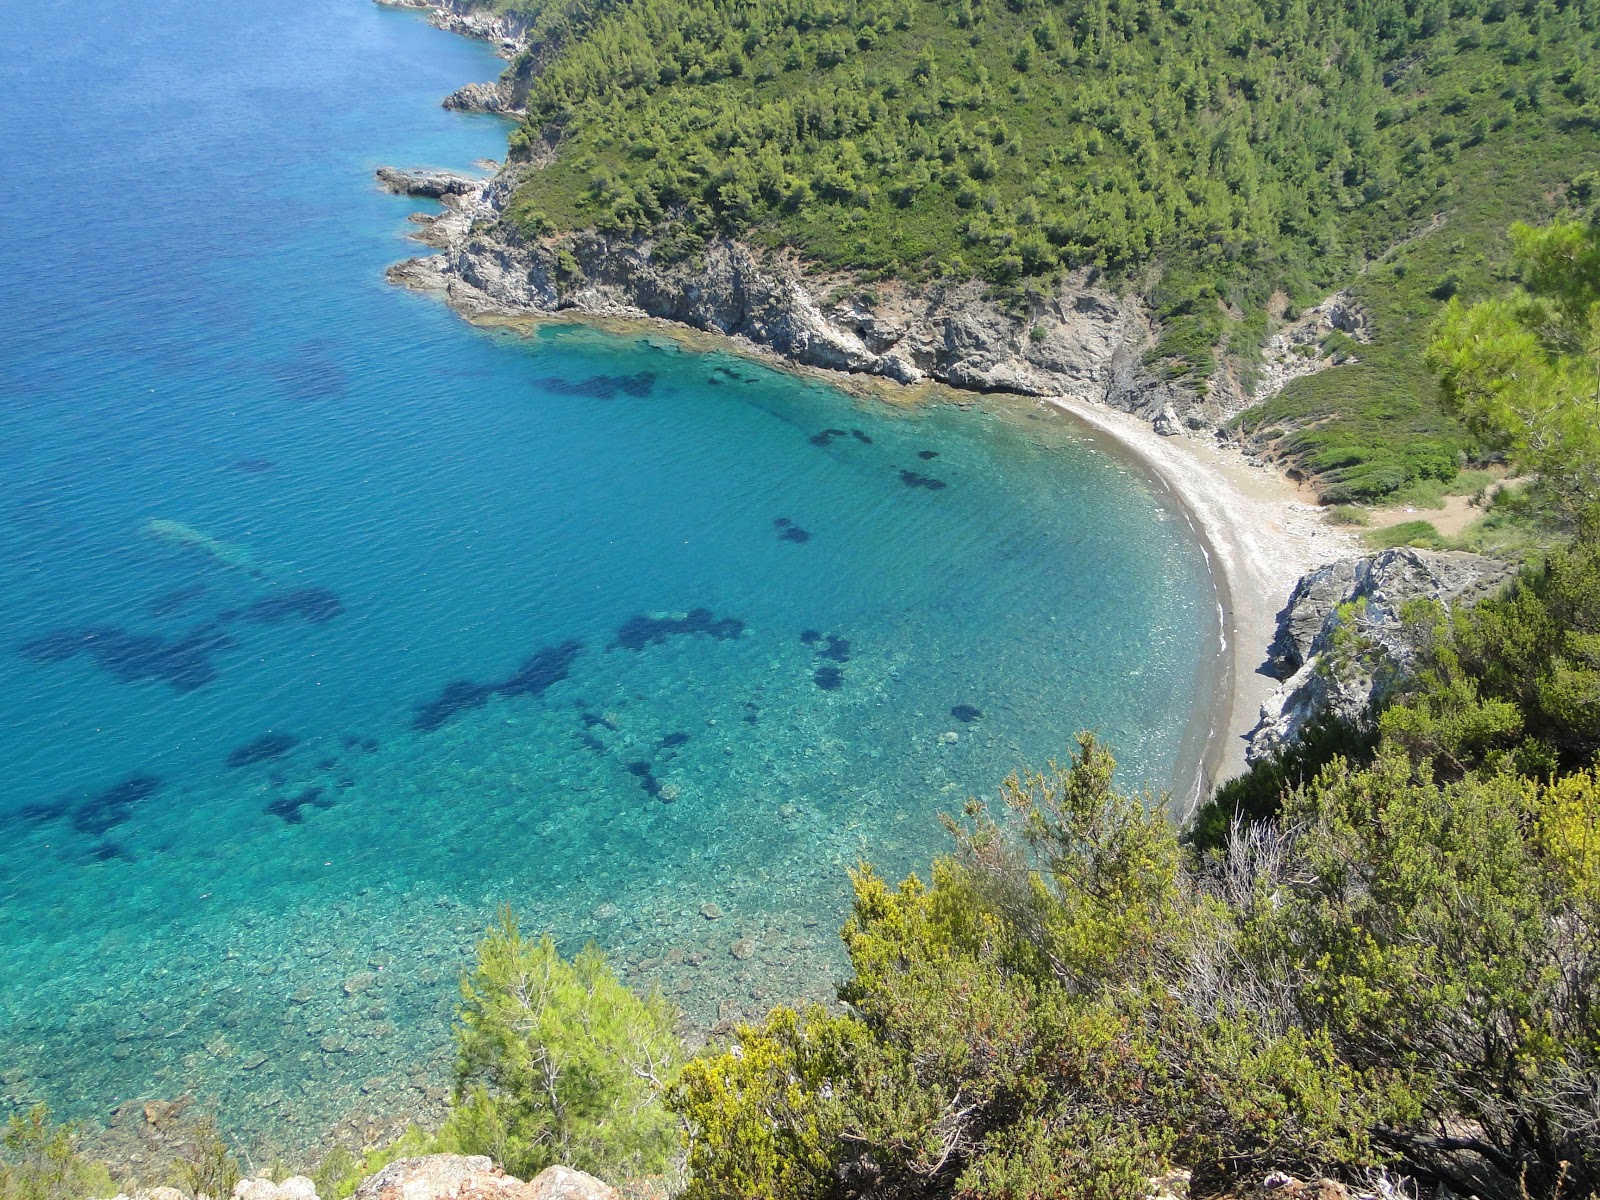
left=0, top=0, right=1217, bottom=1157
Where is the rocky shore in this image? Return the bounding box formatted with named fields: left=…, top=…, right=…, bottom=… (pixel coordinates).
left=372, top=0, right=1508, bottom=791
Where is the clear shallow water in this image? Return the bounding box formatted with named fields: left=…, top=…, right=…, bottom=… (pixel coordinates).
left=0, top=0, right=1216, bottom=1156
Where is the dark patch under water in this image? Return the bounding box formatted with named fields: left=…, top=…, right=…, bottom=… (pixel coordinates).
left=850, top=428, right=872, bottom=444
left=18, top=622, right=239, bottom=692
left=780, top=525, right=812, bottom=543
left=659, top=731, right=690, bottom=749
left=626, top=759, right=663, bottom=799
left=22, top=585, right=343, bottom=692
left=268, top=340, right=350, bottom=403
left=899, top=470, right=948, bottom=491
left=611, top=608, right=745, bottom=651
left=231, top=458, right=278, bottom=474
left=341, top=734, right=379, bottom=753
left=918, top=449, right=940, bottom=460
left=799, top=629, right=821, bottom=645
left=808, top=428, right=848, bottom=447
left=238, top=588, right=344, bottom=626
left=536, top=371, right=656, bottom=400
left=227, top=732, right=299, bottom=769
left=265, top=787, right=334, bottom=825
left=951, top=704, right=984, bottom=723
left=147, top=583, right=210, bottom=619
left=70, top=774, right=163, bottom=837
left=813, top=666, right=844, bottom=691
left=413, top=640, right=583, bottom=732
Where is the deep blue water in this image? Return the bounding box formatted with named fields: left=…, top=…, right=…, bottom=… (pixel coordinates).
left=0, top=0, right=1217, bottom=1154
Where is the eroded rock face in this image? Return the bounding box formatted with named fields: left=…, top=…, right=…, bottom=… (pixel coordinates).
left=375, top=167, right=484, bottom=199
left=1248, top=547, right=1517, bottom=762
left=443, top=81, right=521, bottom=115
left=389, top=208, right=1164, bottom=410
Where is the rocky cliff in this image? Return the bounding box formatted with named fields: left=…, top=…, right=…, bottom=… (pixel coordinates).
left=385, top=172, right=1200, bottom=419
left=1247, top=547, right=1516, bottom=761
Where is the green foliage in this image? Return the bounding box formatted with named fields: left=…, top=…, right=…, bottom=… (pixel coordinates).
left=175, top=1118, right=239, bottom=1200
left=672, top=736, right=1383, bottom=1199
left=1362, top=518, right=1448, bottom=549
left=442, top=907, right=683, bottom=1182
left=312, top=1128, right=445, bottom=1200
left=0, top=1108, right=113, bottom=1200
left=1429, top=216, right=1600, bottom=526
left=496, top=0, right=1600, bottom=389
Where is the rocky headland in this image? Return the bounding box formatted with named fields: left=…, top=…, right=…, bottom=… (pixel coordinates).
left=371, top=0, right=1510, bottom=790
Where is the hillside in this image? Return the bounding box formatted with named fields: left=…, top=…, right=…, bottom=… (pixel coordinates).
left=458, top=0, right=1600, bottom=501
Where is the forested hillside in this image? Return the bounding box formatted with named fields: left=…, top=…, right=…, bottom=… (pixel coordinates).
left=460, top=0, right=1600, bottom=500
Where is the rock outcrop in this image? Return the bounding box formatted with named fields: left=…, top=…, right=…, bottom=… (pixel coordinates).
left=443, top=81, right=521, bottom=115
left=376, top=167, right=484, bottom=199
left=387, top=178, right=1176, bottom=412
left=1247, top=547, right=1516, bottom=761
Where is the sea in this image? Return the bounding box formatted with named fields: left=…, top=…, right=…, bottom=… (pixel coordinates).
left=0, top=0, right=1218, bottom=1157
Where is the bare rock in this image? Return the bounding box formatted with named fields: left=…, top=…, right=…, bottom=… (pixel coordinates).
left=375, top=167, right=482, bottom=199
left=1248, top=547, right=1516, bottom=762
left=233, top=1176, right=318, bottom=1200
left=525, top=1166, right=616, bottom=1200
left=443, top=82, right=521, bottom=116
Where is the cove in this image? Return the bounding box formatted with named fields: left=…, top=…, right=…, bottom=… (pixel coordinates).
left=0, top=0, right=1215, bottom=1155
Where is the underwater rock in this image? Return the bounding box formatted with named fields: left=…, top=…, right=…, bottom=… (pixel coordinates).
left=611, top=608, right=745, bottom=651
left=414, top=641, right=583, bottom=732
left=535, top=372, right=656, bottom=399
left=19, top=621, right=238, bottom=692
left=950, top=704, right=983, bottom=722
left=227, top=732, right=299, bottom=769
left=147, top=582, right=209, bottom=618
left=779, top=525, right=812, bottom=543
left=850, top=428, right=872, bottom=443
left=918, top=449, right=940, bottom=460
left=70, top=774, right=162, bottom=837
left=239, top=588, right=344, bottom=626
left=898, top=470, right=948, bottom=491
left=815, top=634, right=851, bottom=663
left=265, top=787, right=332, bottom=824
left=799, top=629, right=821, bottom=645
left=700, top=902, right=723, bottom=920
left=625, top=760, right=662, bottom=799
left=729, top=938, right=755, bottom=960
left=144, top=518, right=270, bottom=581
left=659, top=731, right=690, bottom=749
left=808, top=428, right=848, bottom=447
left=813, top=666, right=844, bottom=691
left=941, top=731, right=959, bottom=744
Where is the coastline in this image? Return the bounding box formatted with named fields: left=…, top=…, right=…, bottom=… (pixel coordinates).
left=375, top=0, right=1363, bottom=802
left=1042, top=397, right=1357, bottom=803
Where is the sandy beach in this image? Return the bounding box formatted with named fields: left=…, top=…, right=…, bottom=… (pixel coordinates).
left=1044, top=396, right=1358, bottom=805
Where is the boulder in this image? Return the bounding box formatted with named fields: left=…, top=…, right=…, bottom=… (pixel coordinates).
left=1248, top=547, right=1516, bottom=762
left=233, top=1177, right=318, bottom=1200
left=349, top=1155, right=613, bottom=1200
left=375, top=167, right=482, bottom=199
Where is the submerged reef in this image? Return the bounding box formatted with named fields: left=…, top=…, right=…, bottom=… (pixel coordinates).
left=19, top=584, right=345, bottom=692
left=611, top=609, right=745, bottom=651
left=951, top=704, right=984, bottom=723
left=773, top=517, right=812, bottom=543
left=536, top=371, right=656, bottom=399
left=898, top=470, right=948, bottom=491
left=413, top=640, right=583, bottom=732
left=18, top=622, right=238, bottom=692
left=70, top=774, right=163, bottom=837
left=228, top=732, right=300, bottom=769
left=237, top=588, right=344, bottom=626
left=802, top=629, right=852, bottom=690
left=813, top=666, right=844, bottom=691
left=808, top=428, right=848, bottom=447
left=265, top=786, right=335, bottom=824
left=918, top=449, right=940, bottom=460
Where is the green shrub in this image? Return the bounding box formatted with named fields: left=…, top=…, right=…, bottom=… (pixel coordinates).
left=0, top=1107, right=113, bottom=1200
left=441, top=907, right=683, bottom=1182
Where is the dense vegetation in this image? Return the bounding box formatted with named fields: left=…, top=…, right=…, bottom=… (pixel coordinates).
left=465, top=0, right=1600, bottom=496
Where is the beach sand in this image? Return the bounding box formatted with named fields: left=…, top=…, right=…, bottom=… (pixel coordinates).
left=1044, top=397, right=1358, bottom=807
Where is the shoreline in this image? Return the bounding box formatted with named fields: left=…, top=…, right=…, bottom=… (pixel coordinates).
left=1044, top=397, right=1357, bottom=798
left=376, top=0, right=1362, bottom=805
